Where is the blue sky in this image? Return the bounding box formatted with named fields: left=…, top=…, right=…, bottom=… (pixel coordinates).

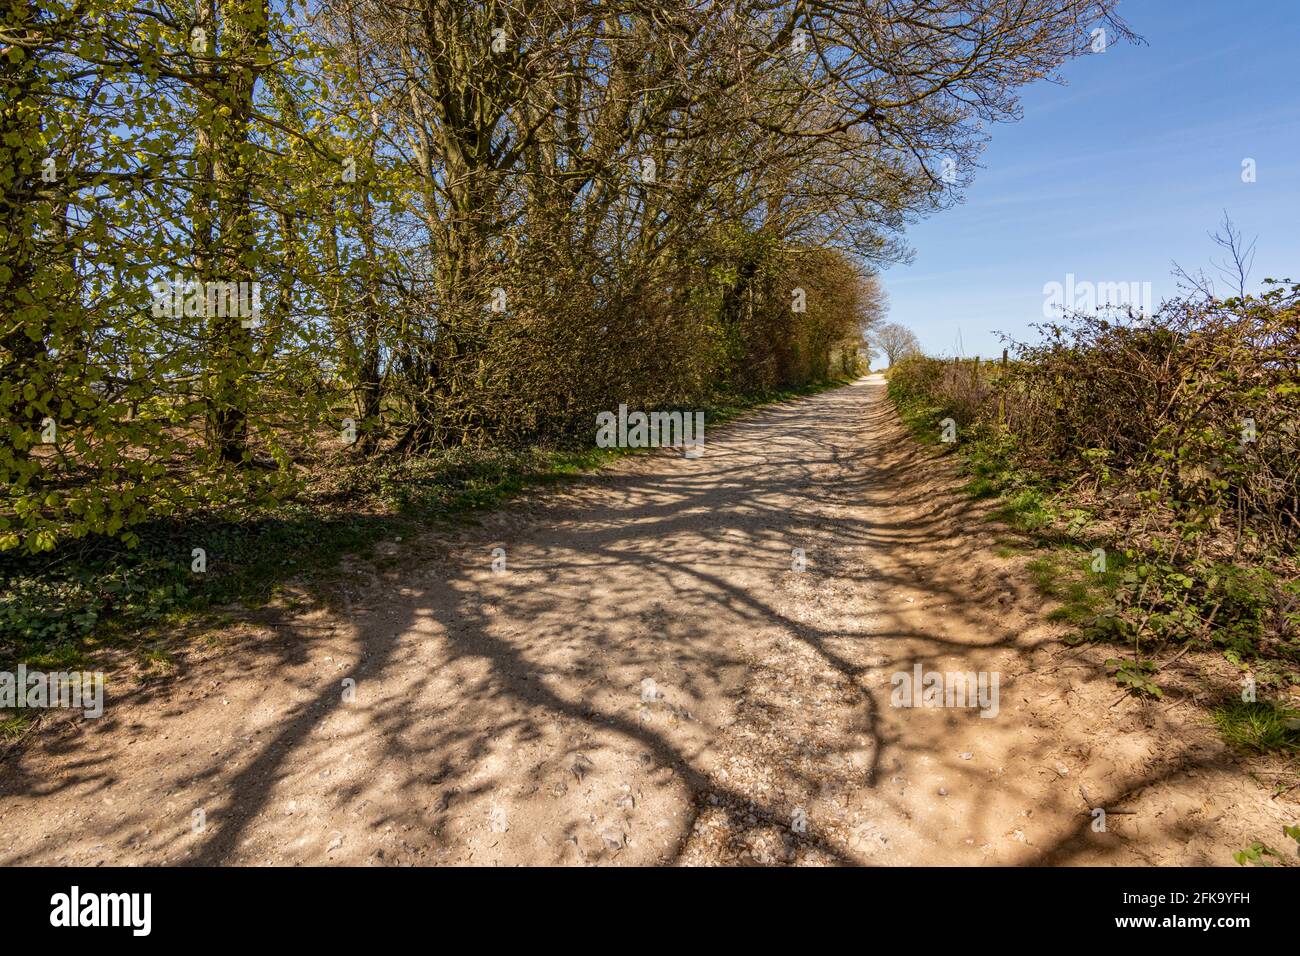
left=882, top=0, right=1300, bottom=360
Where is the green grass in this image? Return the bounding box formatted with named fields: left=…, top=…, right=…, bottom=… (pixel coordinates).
left=0, top=712, right=34, bottom=744
left=1024, top=549, right=1128, bottom=639
left=1212, top=700, right=1300, bottom=755
left=887, top=393, right=950, bottom=447
left=991, top=488, right=1056, bottom=531
left=890, top=374, right=1130, bottom=638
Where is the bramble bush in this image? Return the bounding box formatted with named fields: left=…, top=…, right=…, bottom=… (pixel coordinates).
left=889, top=281, right=1300, bottom=666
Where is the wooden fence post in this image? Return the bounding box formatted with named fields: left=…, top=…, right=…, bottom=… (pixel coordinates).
left=998, top=348, right=1008, bottom=427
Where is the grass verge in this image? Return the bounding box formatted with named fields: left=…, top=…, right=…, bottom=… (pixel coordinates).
left=886, top=371, right=1299, bottom=756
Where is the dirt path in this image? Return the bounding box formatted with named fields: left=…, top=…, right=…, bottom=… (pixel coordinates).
left=1, top=376, right=1289, bottom=865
